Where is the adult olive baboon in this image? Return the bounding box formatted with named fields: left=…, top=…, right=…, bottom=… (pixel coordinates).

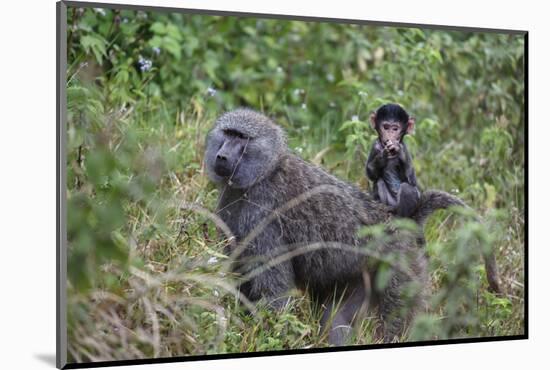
left=204, top=108, right=499, bottom=345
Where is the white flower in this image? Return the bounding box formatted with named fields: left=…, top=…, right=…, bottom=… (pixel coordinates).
left=207, top=256, right=218, bottom=265
left=138, top=56, right=152, bottom=72
left=206, top=87, right=217, bottom=97
left=352, top=115, right=359, bottom=122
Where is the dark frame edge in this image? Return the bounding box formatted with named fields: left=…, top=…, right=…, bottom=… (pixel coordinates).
left=62, top=335, right=527, bottom=369
left=62, top=0, right=527, bottom=35
left=523, top=32, right=529, bottom=338
left=57, top=1, right=68, bottom=369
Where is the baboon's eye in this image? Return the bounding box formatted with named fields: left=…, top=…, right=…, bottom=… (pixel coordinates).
left=224, top=129, right=249, bottom=140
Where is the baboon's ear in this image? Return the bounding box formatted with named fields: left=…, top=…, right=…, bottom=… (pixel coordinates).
left=369, top=112, right=377, bottom=130
left=406, top=117, right=416, bottom=134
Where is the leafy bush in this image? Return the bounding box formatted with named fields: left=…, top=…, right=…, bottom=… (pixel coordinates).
left=65, top=5, right=525, bottom=362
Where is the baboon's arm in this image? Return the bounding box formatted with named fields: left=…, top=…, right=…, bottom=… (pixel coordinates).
left=366, top=144, right=387, bottom=181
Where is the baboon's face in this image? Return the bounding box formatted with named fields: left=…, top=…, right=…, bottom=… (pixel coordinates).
left=205, top=127, right=272, bottom=189
left=378, top=120, right=404, bottom=147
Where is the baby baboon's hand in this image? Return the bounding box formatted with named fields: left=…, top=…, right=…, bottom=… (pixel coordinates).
left=384, top=141, right=400, bottom=157
left=374, top=140, right=385, bottom=152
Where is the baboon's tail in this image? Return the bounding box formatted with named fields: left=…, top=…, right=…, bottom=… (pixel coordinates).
left=412, top=190, right=466, bottom=226
left=412, top=190, right=501, bottom=294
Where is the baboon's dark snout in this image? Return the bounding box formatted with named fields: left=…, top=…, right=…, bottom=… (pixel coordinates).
left=214, top=155, right=233, bottom=177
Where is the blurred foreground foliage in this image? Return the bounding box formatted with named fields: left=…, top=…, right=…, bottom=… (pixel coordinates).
left=65, top=6, right=524, bottom=362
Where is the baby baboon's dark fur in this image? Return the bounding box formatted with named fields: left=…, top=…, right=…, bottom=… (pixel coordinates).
left=204, top=108, right=500, bottom=345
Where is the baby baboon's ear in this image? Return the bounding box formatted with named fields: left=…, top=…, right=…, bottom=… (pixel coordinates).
left=369, top=112, right=377, bottom=130
left=406, top=117, right=415, bottom=135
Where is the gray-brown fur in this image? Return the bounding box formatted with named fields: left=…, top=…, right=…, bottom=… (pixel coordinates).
left=204, top=108, right=498, bottom=345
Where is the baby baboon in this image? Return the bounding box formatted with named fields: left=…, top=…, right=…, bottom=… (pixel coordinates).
left=204, top=108, right=498, bottom=345
left=366, top=104, right=500, bottom=293
left=366, top=103, right=420, bottom=218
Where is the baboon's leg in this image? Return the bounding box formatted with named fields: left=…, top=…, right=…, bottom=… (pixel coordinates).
left=377, top=179, right=397, bottom=207
left=395, top=183, right=420, bottom=217
left=320, top=285, right=368, bottom=346
left=241, top=261, right=295, bottom=310
left=377, top=271, right=422, bottom=343
left=377, top=277, right=406, bottom=342
left=237, top=237, right=296, bottom=311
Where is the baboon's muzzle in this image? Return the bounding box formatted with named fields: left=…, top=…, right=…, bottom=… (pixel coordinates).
left=213, top=158, right=233, bottom=177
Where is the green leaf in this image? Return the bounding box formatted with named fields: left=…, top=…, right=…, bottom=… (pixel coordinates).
left=166, top=23, right=183, bottom=41
left=163, top=36, right=182, bottom=60
left=375, top=264, right=392, bottom=291
left=150, top=21, right=167, bottom=34
left=183, top=36, right=199, bottom=57
left=80, top=35, right=107, bottom=65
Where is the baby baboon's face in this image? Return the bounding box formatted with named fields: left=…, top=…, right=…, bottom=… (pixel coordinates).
left=378, top=120, right=404, bottom=147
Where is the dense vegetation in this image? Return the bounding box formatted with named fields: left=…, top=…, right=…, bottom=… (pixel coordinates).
left=65, top=6, right=525, bottom=362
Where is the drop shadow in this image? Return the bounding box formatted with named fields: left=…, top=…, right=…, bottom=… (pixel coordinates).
left=34, top=353, right=57, bottom=367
